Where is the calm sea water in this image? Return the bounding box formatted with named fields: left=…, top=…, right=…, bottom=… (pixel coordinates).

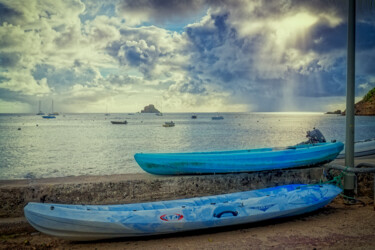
left=1, top=112, right=375, bottom=180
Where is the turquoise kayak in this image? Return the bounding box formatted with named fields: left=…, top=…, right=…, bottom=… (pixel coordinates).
left=134, top=142, right=344, bottom=175
left=24, top=184, right=341, bottom=241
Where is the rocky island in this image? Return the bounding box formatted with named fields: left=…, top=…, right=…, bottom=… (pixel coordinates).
left=325, top=110, right=342, bottom=115
left=141, top=104, right=161, bottom=113
left=326, top=87, right=375, bottom=116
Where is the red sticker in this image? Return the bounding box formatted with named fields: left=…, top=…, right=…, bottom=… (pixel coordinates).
left=160, top=213, right=184, bottom=221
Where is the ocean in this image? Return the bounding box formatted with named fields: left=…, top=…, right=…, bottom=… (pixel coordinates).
left=1, top=112, right=375, bottom=180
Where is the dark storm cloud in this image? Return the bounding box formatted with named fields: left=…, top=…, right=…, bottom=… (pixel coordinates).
left=106, top=26, right=180, bottom=79
left=104, top=74, right=140, bottom=86
left=296, top=19, right=375, bottom=54
left=0, top=75, right=10, bottom=83
left=357, top=22, right=375, bottom=51
left=185, top=12, right=254, bottom=85
left=117, top=40, right=159, bottom=77
left=295, top=22, right=347, bottom=53
left=32, top=64, right=98, bottom=91
left=294, top=70, right=346, bottom=97
left=186, top=13, right=234, bottom=52
left=0, top=52, right=22, bottom=68
left=357, top=52, right=375, bottom=76
left=168, top=0, right=374, bottom=111
left=0, top=88, right=34, bottom=104
left=119, top=41, right=157, bottom=66
left=0, top=2, right=21, bottom=24
left=117, top=0, right=206, bottom=22
left=179, top=78, right=207, bottom=94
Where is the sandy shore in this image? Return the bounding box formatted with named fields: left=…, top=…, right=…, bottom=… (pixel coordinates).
left=1, top=196, right=374, bottom=249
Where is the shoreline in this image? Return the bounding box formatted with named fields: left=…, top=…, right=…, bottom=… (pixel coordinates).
left=1, top=154, right=374, bottom=184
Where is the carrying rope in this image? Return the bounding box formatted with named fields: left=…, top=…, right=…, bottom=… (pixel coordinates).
left=321, top=166, right=348, bottom=189
left=322, top=166, right=367, bottom=206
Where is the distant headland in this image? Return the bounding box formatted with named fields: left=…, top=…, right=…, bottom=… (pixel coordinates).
left=326, top=87, right=375, bottom=116
left=325, top=110, right=342, bottom=115
left=141, top=104, right=161, bottom=113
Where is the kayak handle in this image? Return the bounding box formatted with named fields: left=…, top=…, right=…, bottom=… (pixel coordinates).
left=214, top=210, right=238, bottom=218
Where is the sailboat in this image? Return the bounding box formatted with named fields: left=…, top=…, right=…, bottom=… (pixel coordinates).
left=36, top=100, right=45, bottom=115
left=42, top=100, right=57, bottom=119
left=48, top=100, right=59, bottom=116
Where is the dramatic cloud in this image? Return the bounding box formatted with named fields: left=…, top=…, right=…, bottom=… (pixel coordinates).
left=0, top=0, right=374, bottom=113
left=176, top=0, right=375, bottom=111
left=116, top=0, right=207, bottom=26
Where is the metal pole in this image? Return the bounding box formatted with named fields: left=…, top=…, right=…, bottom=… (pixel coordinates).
left=344, top=0, right=356, bottom=197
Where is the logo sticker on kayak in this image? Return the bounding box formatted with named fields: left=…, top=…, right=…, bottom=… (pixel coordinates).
left=160, top=213, right=184, bottom=221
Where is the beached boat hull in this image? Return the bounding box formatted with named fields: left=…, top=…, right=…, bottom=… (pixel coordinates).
left=24, top=184, right=341, bottom=241
left=337, top=138, right=375, bottom=158
left=134, top=142, right=344, bottom=175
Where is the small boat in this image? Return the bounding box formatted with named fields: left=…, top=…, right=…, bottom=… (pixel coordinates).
left=24, top=184, right=341, bottom=241
left=134, top=129, right=343, bottom=175
left=42, top=115, right=56, bottom=119
left=191, top=115, right=197, bottom=119
left=163, top=121, right=175, bottom=127
left=111, top=120, right=127, bottom=124
left=212, top=116, right=224, bottom=120
left=336, top=138, right=375, bottom=158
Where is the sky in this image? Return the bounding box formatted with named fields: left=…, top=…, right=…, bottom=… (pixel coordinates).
left=0, top=0, right=374, bottom=113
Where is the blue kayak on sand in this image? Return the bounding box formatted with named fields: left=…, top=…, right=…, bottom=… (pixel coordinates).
left=134, top=142, right=344, bottom=175
left=24, top=184, right=342, bottom=241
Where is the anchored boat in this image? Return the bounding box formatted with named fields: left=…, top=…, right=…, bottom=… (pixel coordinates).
left=111, top=120, right=128, bottom=124
left=42, top=115, right=56, bottom=119
left=163, top=121, right=175, bottom=127
left=212, top=115, right=224, bottom=120
left=24, top=184, right=341, bottom=241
